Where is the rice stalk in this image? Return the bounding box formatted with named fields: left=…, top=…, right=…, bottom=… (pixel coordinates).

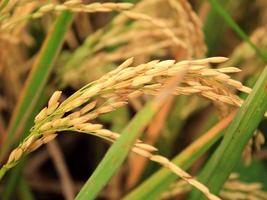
left=76, top=70, right=190, bottom=199
left=1, top=1, right=266, bottom=199
left=0, top=57, right=258, bottom=199
left=0, top=57, right=253, bottom=169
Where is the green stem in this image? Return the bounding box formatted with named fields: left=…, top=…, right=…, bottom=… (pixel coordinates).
left=75, top=102, right=158, bottom=200
left=2, top=160, right=25, bottom=200
left=0, top=166, right=7, bottom=181
left=0, top=11, right=74, bottom=161
left=18, top=178, right=35, bottom=200
left=207, top=0, right=267, bottom=63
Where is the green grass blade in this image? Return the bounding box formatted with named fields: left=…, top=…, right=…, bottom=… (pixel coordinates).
left=1, top=91, right=47, bottom=198
left=0, top=12, right=73, bottom=196
left=204, top=0, right=235, bottom=55
left=208, top=0, right=267, bottom=63
left=0, top=11, right=74, bottom=159
left=123, top=113, right=234, bottom=200
left=75, top=101, right=158, bottom=200
left=0, top=0, right=9, bottom=12
left=189, top=65, right=267, bottom=199
left=75, top=67, right=187, bottom=200
left=18, top=178, right=35, bottom=200
left=2, top=160, right=25, bottom=200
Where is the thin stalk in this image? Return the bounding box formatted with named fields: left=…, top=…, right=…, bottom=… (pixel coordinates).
left=0, top=11, right=74, bottom=160
left=2, top=160, right=25, bottom=200
left=208, top=0, right=267, bottom=63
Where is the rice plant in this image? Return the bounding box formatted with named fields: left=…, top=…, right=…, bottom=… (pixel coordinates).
left=0, top=0, right=267, bottom=200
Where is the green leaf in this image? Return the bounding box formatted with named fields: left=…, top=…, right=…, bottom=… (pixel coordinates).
left=0, top=11, right=74, bottom=160
left=207, top=0, right=267, bottom=63
left=2, top=160, right=25, bottom=200
left=75, top=64, right=187, bottom=200
left=2, top=91, right=47, bottom=198
left=234, top=158, right=267, bottom=191
left=0, top=11, right=73, bottom=198
left=75, top=101, right=158, bottom=200
left=18, top=178, right=35, bottom=200
left=204, top=0, right=236, bottom=55
left=189, top=65, right=267, bottom=199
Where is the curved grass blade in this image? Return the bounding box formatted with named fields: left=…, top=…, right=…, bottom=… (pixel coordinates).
left=0, top=11, right=74, bottom=160
left=18, top=178, right=35, bottom=200
left=189, top=65, right=267, bottom=199
left=0, top=11, right=73, bottom=199
left=75, top=101, right=159, bottom=200
left=207, top=0, right=267, bottom=63
left=1, top=91, right=47, bottom=199
left=75, top=69, right=187, bottom=200
left=2, top=160, right=26, bottom=200
left=0, top=0, right=9, bottom=12
left=204, top=0, right=237, bottom=55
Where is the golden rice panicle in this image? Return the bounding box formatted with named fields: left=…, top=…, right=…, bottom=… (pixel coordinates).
left=12, top=57, right=254, bottom=142
left=0, top=57, right=255, bottom=200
